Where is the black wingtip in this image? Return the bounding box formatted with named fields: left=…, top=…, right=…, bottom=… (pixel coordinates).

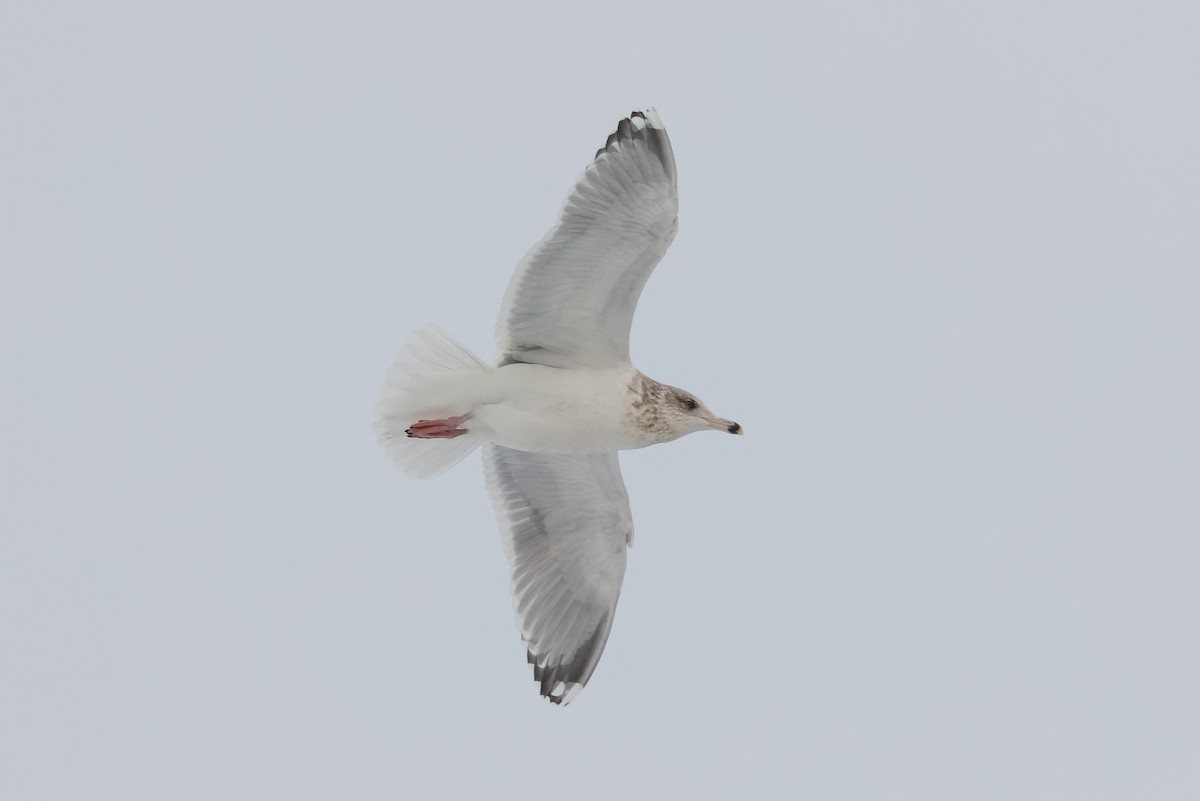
left=525, top=607, right=616, bottom=706
left=592, top=109, right=674, bottom=176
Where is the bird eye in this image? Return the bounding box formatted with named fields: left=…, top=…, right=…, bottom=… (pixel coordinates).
left=681, top=397, right=698, bottom=410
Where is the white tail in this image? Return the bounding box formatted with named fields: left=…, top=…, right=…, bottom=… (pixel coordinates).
left=373, top=324, right=491, bottom=479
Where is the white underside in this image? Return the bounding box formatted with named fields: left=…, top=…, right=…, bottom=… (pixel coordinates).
left=468, top=363, right=652, bottom=453
left=374, top=325, right=655, bottom=479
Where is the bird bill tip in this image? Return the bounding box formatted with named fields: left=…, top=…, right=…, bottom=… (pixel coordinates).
left=708, top=418, right=742, bottom=435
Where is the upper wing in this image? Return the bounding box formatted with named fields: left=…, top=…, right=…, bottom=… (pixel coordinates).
left=482, top=444, right=633, bottom=705
left=494, top=109, right=679, bottom=369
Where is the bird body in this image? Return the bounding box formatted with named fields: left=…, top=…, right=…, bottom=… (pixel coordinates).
left=381, top=351, right=738, bottom=458
left=374, top=109, right=740, bottom=704
left=473, top=363, right=654, bottom=453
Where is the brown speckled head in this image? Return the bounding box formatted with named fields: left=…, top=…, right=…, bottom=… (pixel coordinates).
left=627, top=373, right=741, bottom=444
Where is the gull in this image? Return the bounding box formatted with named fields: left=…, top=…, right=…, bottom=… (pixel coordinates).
left=374, top=109, right=741, bottom=705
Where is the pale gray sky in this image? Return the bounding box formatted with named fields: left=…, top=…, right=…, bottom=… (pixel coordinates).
left=2, top=2, right=1198, bottom=799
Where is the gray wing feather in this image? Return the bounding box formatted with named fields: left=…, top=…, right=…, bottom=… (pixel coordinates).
left=494, top=109, right=679, bottom=369
left=482, top=444, right=633, bottom=704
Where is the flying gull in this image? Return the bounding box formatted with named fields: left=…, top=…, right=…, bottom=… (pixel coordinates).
left=374, top=109, right=741, bottom=705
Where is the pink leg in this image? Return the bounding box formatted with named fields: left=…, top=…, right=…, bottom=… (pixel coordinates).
left=406, top=413, right=472, bottom=439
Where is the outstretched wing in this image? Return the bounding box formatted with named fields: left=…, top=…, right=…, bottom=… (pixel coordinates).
left=482, top=445, right=633, bottom=704
left=494, top=109, right=679, bottom=369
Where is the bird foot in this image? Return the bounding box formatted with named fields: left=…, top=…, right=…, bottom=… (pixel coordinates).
left=406, top=414, right=472, bottom=439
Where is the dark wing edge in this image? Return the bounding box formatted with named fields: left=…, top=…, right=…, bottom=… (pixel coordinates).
left=595, top=109, right=677, bottom=182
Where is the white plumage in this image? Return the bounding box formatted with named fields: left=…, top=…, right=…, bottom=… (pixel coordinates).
left=374, top=109, right=740, bottom=704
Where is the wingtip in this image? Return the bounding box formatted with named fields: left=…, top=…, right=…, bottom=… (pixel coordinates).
left=527, top=641, right=601, bottom=706
left=548, top=681, right=584, bottom=705
left=592, top=108, right=675, bottom=173
left=540, top=678, right=584, bottom=706
left=637, top=107, right=665, bottom=130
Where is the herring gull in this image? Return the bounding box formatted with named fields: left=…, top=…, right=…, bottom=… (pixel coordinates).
left=374, top=109, right=741, bottom=705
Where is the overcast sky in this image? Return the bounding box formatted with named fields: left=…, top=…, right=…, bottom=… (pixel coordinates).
left=3, top=2, right=1198, bottom=799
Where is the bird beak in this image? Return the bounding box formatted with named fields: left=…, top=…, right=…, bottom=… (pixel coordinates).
left=706, top=416, right=742, bottom=435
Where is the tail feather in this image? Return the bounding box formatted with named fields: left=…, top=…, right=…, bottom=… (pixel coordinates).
left=373, top=324, right=490, bottom=479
